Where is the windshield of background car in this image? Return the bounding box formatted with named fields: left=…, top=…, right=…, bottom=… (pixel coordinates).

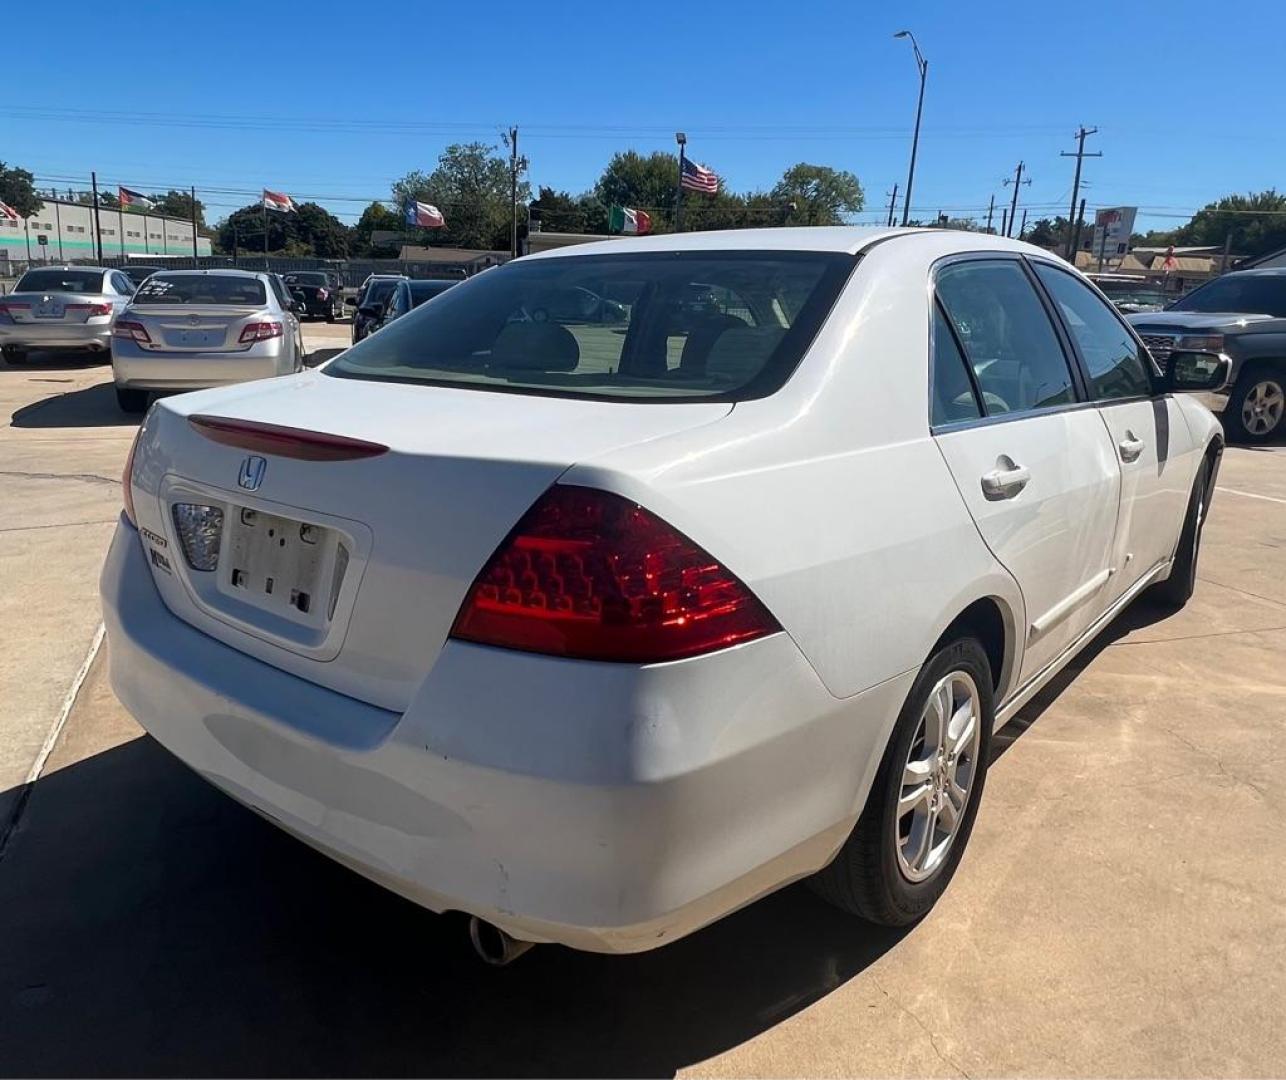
left=15, top=269, right=106, bottom=294
left=361, top=280, right=400, bottom=307
left=1170, top=275, right=1286, bottom=317
left=132, top=274, right=268, bottom=306
left=326, top=251, right=855, bottom=401
left=408, top=281, right=454, bottom=306
left=285, top=272, right=327, bottom=286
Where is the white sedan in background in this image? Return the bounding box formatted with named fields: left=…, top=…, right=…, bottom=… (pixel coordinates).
left=101, top=227, right=1225, bottom=962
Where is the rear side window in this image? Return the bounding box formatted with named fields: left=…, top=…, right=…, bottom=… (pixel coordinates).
left=931, top=302, right=982, bottom=426
left=327, top=251, right=855, bottom=401
left=134, top=274, right=267, bottom=306
left=935, top=259, right=1076, bottom=415
left=15, top=269, right=106, bottom=294
left=1032, top=263, right=1153, bottom=400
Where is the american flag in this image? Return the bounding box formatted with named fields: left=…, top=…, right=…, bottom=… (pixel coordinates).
left=681, top=158, right=719, bottom=194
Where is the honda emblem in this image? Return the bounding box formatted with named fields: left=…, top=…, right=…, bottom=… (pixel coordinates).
left=238, top=455, right=267, bottom=491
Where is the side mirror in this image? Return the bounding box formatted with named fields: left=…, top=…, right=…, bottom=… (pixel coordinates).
left=1167, top=351, right=1230, bottom=393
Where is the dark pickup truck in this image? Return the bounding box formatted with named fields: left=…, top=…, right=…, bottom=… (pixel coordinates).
left=1129, top=267, right=1286, bottom=441
left=283, top=270, right=345, bottom=322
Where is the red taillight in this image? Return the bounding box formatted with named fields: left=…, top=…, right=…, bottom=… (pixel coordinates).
left=188, top=414, right=389, bottom=461
left=68, top=302, right=112, bottom=317
left=450, top=485, right=781, bottom=663
left=0, top=301, right=31, bottom=314
left=238, top=321, right=283, bottom=344
left=316, top=287, right=329, bottom=300
left=122, top=426, right=142, bottom=525
left=113, top=320, right=152, bottom=344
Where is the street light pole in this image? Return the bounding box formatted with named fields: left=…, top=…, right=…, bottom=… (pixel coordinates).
left=674, top=131, right=687, bottom=232
left=894, top=30, right=927, bottom=227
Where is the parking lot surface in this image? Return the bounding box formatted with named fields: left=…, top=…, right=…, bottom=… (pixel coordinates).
left=1, top=338, right=1284, bottom=1077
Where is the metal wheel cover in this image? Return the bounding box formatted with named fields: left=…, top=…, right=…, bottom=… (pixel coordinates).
left=896, top=670, right=982, bottom=883
left=1242, top=379, right=1284, bottom=435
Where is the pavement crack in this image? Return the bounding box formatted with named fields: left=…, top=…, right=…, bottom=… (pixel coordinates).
left=1156, top=723, right=1271, bottom=802
left=1109, top=623, right=1286, bottom=646
left=0, top=469, right=119, bottom=487
left=0, top=518, right=117, bottom=534
left=868, top=974, right=971, bottom=1078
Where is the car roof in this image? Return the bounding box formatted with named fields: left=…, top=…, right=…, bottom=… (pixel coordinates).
left=1223, top=267, right=1286, bottom=277
left=143, top=268, right=266, bottom=279
left=523, top=225, right=1039, bottom=261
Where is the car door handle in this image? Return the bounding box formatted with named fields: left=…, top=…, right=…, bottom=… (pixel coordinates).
left=981, top=460, right=1031, bottom=500
left=1118, top=433, right=1145, bottom=463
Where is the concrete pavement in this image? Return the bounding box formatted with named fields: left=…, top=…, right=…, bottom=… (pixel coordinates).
left=0, top=343, right=1283, bottom=1076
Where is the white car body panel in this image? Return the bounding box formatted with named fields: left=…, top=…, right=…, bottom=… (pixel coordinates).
left=102, top=226, right=1220, bottom=953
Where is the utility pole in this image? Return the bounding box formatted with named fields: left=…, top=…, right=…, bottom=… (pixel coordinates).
left=1060, top=126, right=1100, bottom=258
left=1018, top=208, right=1028, bottom=239
left=1001, top=208, right=1008, bottom=238
left=1070, top=197, right=1087, bottom=259
left=1003, top=161, right=1030, bottom=238
left=90, top=171, right=104, bottom=262
left=191, top=185, right=199, bottom=261
left=894, top=31, right=928, bottom=227
left=885, top=183, right=899, bottom=227
left=985, top=193, right=996, bottom=234
left=508, top=126, right=519, bottom=259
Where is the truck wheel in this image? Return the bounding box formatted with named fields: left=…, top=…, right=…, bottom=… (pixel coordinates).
left=809, top=636, right=993, bottom=926
left=115, top=387, right=149, bottom=414
left=1226, top=368, right=1286, bottom=442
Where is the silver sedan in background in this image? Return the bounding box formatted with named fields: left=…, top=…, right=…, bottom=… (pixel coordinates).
left=0, top=265, right=136, bottom=364
left=111, top=270, right=305, bottom=413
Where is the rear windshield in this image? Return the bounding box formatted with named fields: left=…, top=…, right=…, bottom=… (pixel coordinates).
left=408, top=280, right=454, bottom=305
left=15, top=269, right=106, bottom=294
left=1170, top=275, right=1286, bottom=317
left=327, top=251, right=854, bottom=401
left=284, top=272, right=328, bottom=286
left=361, top=279, right=401, bottom=305
left=133, top=274, right=268, bottom=306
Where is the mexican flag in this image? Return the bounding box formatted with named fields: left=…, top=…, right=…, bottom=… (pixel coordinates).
left=609, top=205, right=651, bottom=235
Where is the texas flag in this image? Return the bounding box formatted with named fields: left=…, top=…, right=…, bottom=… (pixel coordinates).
left=405, top=200, right=446, bottom=228
left=118, top=186, right=155, bottom=211
left=262, top=188, right=296, bottom=213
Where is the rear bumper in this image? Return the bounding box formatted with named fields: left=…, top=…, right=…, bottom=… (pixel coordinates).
left=0, top=321, right=112, bottom=350
left=111, top=340, right=287, bottom=390
left=100, top=518, right=911, bottom=953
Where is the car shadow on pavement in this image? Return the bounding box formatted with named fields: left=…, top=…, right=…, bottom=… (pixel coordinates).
left=10, top=383, right=139, bottom=429
left=0, top=734, right=909, bottom=1078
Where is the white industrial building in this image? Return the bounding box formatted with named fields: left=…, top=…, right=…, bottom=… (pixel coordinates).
left=0, top=197, right=212, bottom=271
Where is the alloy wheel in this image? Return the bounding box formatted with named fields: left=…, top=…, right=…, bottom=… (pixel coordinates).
left=1242, top=379, right=1284, bottom=436
left=896, top=670, right=982, bottom=882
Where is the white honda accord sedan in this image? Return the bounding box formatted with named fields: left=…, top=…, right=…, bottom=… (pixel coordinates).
left=101, top=227, right=1226, bottom=960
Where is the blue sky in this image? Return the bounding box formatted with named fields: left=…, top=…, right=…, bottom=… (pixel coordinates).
left=4, top=0, right=1282, bottom=234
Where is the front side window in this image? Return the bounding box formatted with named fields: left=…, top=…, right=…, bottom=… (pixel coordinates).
left=133, top=274, right=267, bottom=306
left=327, top=252, right=855, bottom=401
left=935, top=259, right=1077, bottom=416
left=1170, top=274, right=1286, bottom=317
left=15, top=268, right=107, bottom=294
left=1033, top=263, right=1153, bottom=400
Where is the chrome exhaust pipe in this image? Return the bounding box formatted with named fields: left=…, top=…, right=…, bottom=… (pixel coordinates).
left=468, top=915, right=536, bottom=966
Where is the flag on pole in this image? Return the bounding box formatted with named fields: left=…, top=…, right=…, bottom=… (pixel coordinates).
left=262, top=189, right=296, bottom=213
left=118, top=186, right=155, bottom=211
left=0, top=200, right=18, bottom=221
left=680, top=158, right=719, bottom=194
left=608, top=205, right=652, bottom=235
left=404, top=200, right=446, bottom=228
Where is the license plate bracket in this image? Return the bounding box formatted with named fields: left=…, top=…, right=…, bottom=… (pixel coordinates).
left=217, top=507, right=345, bottom=629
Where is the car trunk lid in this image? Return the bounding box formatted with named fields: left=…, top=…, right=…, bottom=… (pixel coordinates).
left=125, top=304, right=269, bottom=351
left=1, top=291, right=111, bottom=324
left=129, top=372, right=732, bottom=711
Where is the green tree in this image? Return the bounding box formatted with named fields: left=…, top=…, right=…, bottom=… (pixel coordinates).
left=770, top=163, right=864, bottom=226
left=213, top=201, right=351, bottom=257
left=392, top=141, right=529, bottom=250
left=1173, top=190, right=1286, bottom=260
left=352, top=201, right=403, bottom=256
left=1023, top=216, right=1079, bottom=249
left=148, top=190, right=205, bottom=228
left=594, top=150, right=679, bottom=227
left=294, top=202, right=351, bottom=258
left=530, top=187, right=589, bottom=233
left=0, top=162, right=43, bottom=217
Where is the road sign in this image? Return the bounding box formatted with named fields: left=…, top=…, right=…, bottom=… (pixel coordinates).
left=36, top=234, right=48, bottom=246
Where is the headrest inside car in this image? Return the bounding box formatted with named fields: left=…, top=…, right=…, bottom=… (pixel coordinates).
left=488, top=323, right=580, bottom=372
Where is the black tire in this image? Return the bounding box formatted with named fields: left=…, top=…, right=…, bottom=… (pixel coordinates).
left=115, top=387, right=149, bottom=414
left=1148, top=456, right=1212, bottom=611
left=325, top=306, right=336, bottom=323
left=810, top=636, right=994, bottom=926
left=2, top=346, right=27, bottom=365
left=1224, top=366, right=1286, bottom=443
left=530, top=307, right=549, bottom=323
